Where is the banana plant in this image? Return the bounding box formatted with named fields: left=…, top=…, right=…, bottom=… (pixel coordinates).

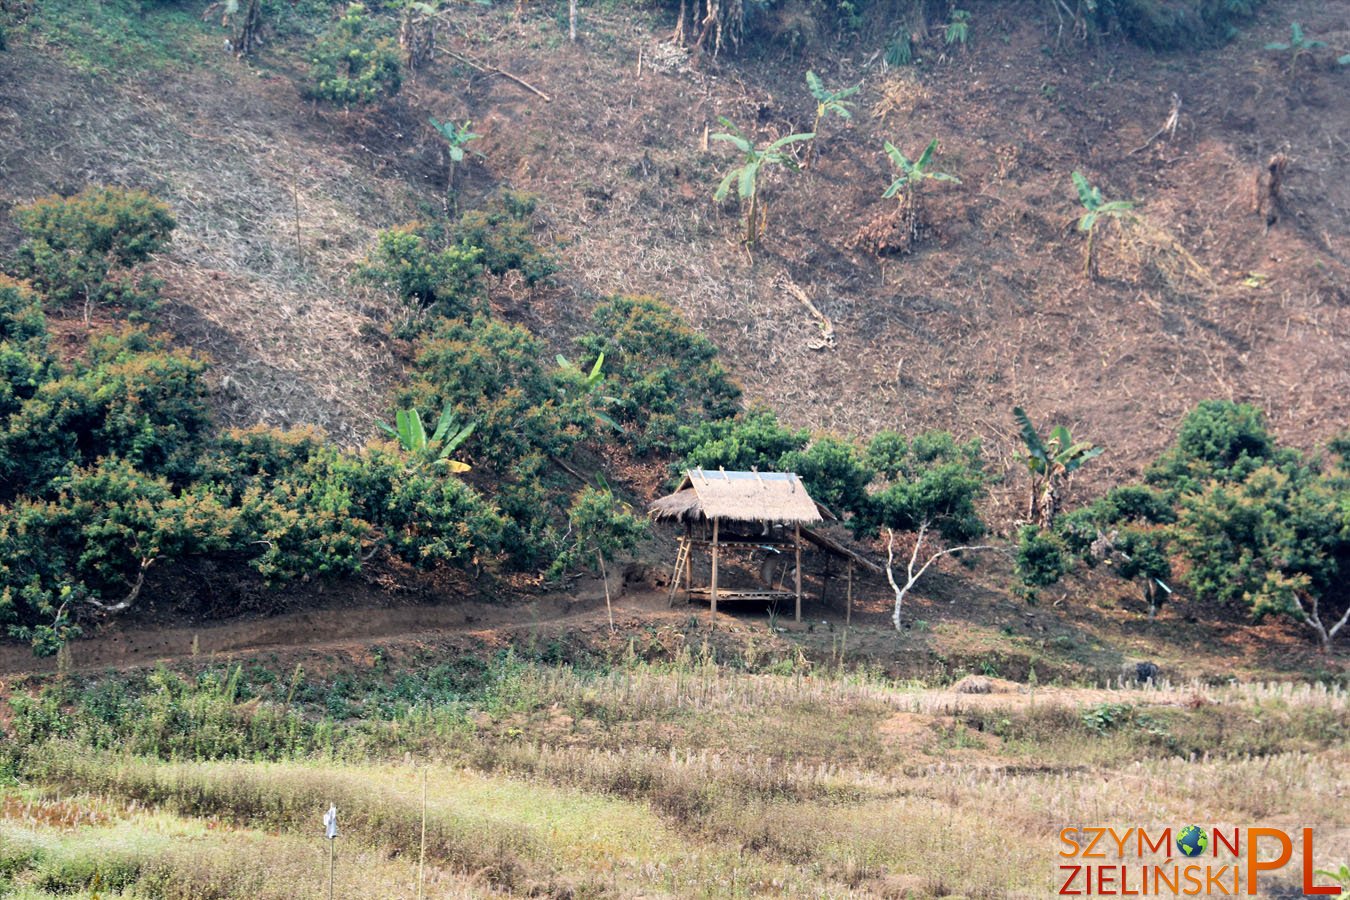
left=803, top=71, right=859, bottom=167
left=1072, top=170, right=1134, bottom=280
left=1264, top=22, right=1325, bottom=74
left=428, top=117, right=480, bottom=202
left=712, top=118, right=815, bottom=247
left=556, top=352, right=624, bottom=433
left=1014, top=406, right=1103, bottom=529
left=379, top=404, right=475, bottom=472
left=882, top=138, right=961, bottom=210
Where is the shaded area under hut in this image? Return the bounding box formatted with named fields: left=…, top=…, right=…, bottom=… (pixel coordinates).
left=650, top=469, right=879, bottom=622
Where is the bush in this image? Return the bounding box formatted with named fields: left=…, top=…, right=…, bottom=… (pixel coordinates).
left=0, top=328, right=212, bottom=500
left=861, top=430, right=986, bottom=542
left=676, top=406, right=808, bottom=475
left=1147, top=400, right=1290, bottom=495
left=453, top=192, right=557, bottom=285
left=1015, top=525, right=1072, bottom=591
left=306, top=3, right=401, bottom=107
left=1, top=459, right=238, bottom=653
left=405, top=316, right=591, bottom=472
left=546, top=486, right=648, bottom=580
left=9, top=186, right=175, bottom=314
left=357, top=222, right=483, bottom=321
left=0, top=276, right=55, bottom=421
left=577, top=295, right=741, bottom=455
left=779, top=435, right=873, bottom=518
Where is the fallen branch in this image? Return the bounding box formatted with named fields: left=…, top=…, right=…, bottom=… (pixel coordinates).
left=83, top=558, right=156, bottom=614
left=776, top=275, right=835, bottom=350
left=441, top=49, right=552, bottom=102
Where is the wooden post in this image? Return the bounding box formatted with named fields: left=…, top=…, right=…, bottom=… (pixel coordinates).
left=685, top=522, right=693, bottom=604
left=794, top=523, right=802, bottom=623
left=846, top=560, right=854, bottom=627
left=710, top=517, right=719, bottom=614
left=417, top=768, right=427, bottom=900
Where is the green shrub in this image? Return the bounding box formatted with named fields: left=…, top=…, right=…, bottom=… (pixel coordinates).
left=1015, top=525, right=1072, bottom=596
left=9, top=186, right=175, bottom=314
left=1, top=459, right=238, bottom=653
left=577, top=295, right=741, bottom=455
left=0, top=276, right=56, bottom=421
left=860, top=430, right=987, bottom=542
left=0, top=328, right=212, bottom=500
left=779, top=435, right=873, bottom=518
left=676, top=406, right=808, bottom=475
left=405, top=316, right=591, bottom=472
left=546, top=486, right=648, bottom=581
left=357, top=222, right=483, bottom=322
left=1147, top=400, right=1291, bottom=495
left=306, top=3, right=401, bottom=107
left=453, top=193, right=557, bottom=285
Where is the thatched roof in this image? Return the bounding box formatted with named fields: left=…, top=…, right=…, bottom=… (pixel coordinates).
left=649, top=469, right=828, bottom=525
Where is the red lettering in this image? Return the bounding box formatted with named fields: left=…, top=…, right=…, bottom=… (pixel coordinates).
left=1213, top=827, right=1241, bottom=858
left=1097, top=865, right=1116, bottom=894
left=1302, top=828, right=1340, bottom=896
left=1060, top=865, right=1083, bottom=895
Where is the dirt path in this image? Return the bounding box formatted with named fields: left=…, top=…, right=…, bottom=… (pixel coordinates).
left=0, top=589, right=680, bottom=677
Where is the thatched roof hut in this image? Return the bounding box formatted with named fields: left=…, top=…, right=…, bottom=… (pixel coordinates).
left=648, top=469, right=830, bottom=526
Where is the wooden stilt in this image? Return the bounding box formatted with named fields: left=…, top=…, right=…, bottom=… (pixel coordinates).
left=846, top=560, right=854, bottom=627
left=794, top=523, right=802, bottom=623
left=710, top=518, right=720, bottom=614
left=685, top=522, right=693, bottom=604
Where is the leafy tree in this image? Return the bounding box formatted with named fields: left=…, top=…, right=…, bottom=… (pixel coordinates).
left=858, top=431, right=993, bottom=629
left=377, top=404, right=475, bottom=473
left=428, top=117, right=480, bottom=204
left=577, top=295, right=741, bottom=455
left=711, top=118, right=814, bottom=247
left=1013, top=406, right=1103, bottom=528
left=1176, top=462, right=1349, bottom=650
left=676, top=406, right=808, bottom=475
left=547, top=487, right=648, bottom=629
left=803, top=71, right=859, bottom=167
left=10, top=187, right=175, bottom=317
left=1071, top=171, right=1135, bottom=279
left=306, top=3, right=402, bottom=108
left=780, top=435, right=873, bottom=520
left=1146, top=400, right=1288, bottom=496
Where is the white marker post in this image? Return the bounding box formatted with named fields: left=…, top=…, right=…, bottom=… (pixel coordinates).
left=323, top=803, right=338, bottom=900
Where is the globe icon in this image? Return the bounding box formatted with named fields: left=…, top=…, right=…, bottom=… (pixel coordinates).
left=1177, top=825, right=1208, bottom=858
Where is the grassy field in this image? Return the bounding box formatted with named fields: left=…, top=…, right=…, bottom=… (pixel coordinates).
left=2, top=647, right=1346, bottom=898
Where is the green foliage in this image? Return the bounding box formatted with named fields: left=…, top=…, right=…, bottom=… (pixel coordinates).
left=1013, top=406, right=1103, bottom=528
left=884, top=29, right=913, bottom=66
left=804, top=71, right=858, bottom=165
left=453, top=193, right=557, bottom=285
left=1, top=459, right=238, bottom=653
left=428, top=117, right=480, bottom=164
left=306, top=3, right=402, bottom=107
left=861, top=430, right=986, bottom=542
left=10, top=187, right=175, bottom=314
left=1015, top=525, right=1072, bottom=592
left=0, top=276, right=56, bottom=422
left=357, top=223, right=483, bottom=321
left=547, top=487, right=648, bottom=580
left=1146, top=400, right=1285, bottom=495
left=676, top=406, right=808, bottom=475
left=1176, top=463, right=1346, bottom=637
left=0, top=328, right=213, bottom=500
left=1066, top=0, right=1264, bottom=51
left=779, top=435, right=873, bottom=518
left=711, top=118, right=815, bottom=246
left=577, top=295, right=741, bottom=455
left=1264, top=21, right=1326, bottom=72
left=1071, top=171, right=1135, bottom=279
left=882, top=138, right=960, bottom=203
left=377, top=403, right=475, bottom=472
left=944, top=8, right=970, bottom=46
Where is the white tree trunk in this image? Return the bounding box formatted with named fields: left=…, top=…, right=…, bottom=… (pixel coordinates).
left=885, top=524, right=996, bottom=631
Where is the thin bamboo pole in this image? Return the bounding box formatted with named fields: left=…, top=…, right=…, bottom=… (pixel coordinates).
left=846, top=560, right=854, bottom=626
left=710, top=518, right=719, bottom=614
left=794, top=523, right=802, bottom=622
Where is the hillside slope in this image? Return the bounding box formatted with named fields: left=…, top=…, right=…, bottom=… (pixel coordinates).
left=0, top=0, right=1346, bottom=486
